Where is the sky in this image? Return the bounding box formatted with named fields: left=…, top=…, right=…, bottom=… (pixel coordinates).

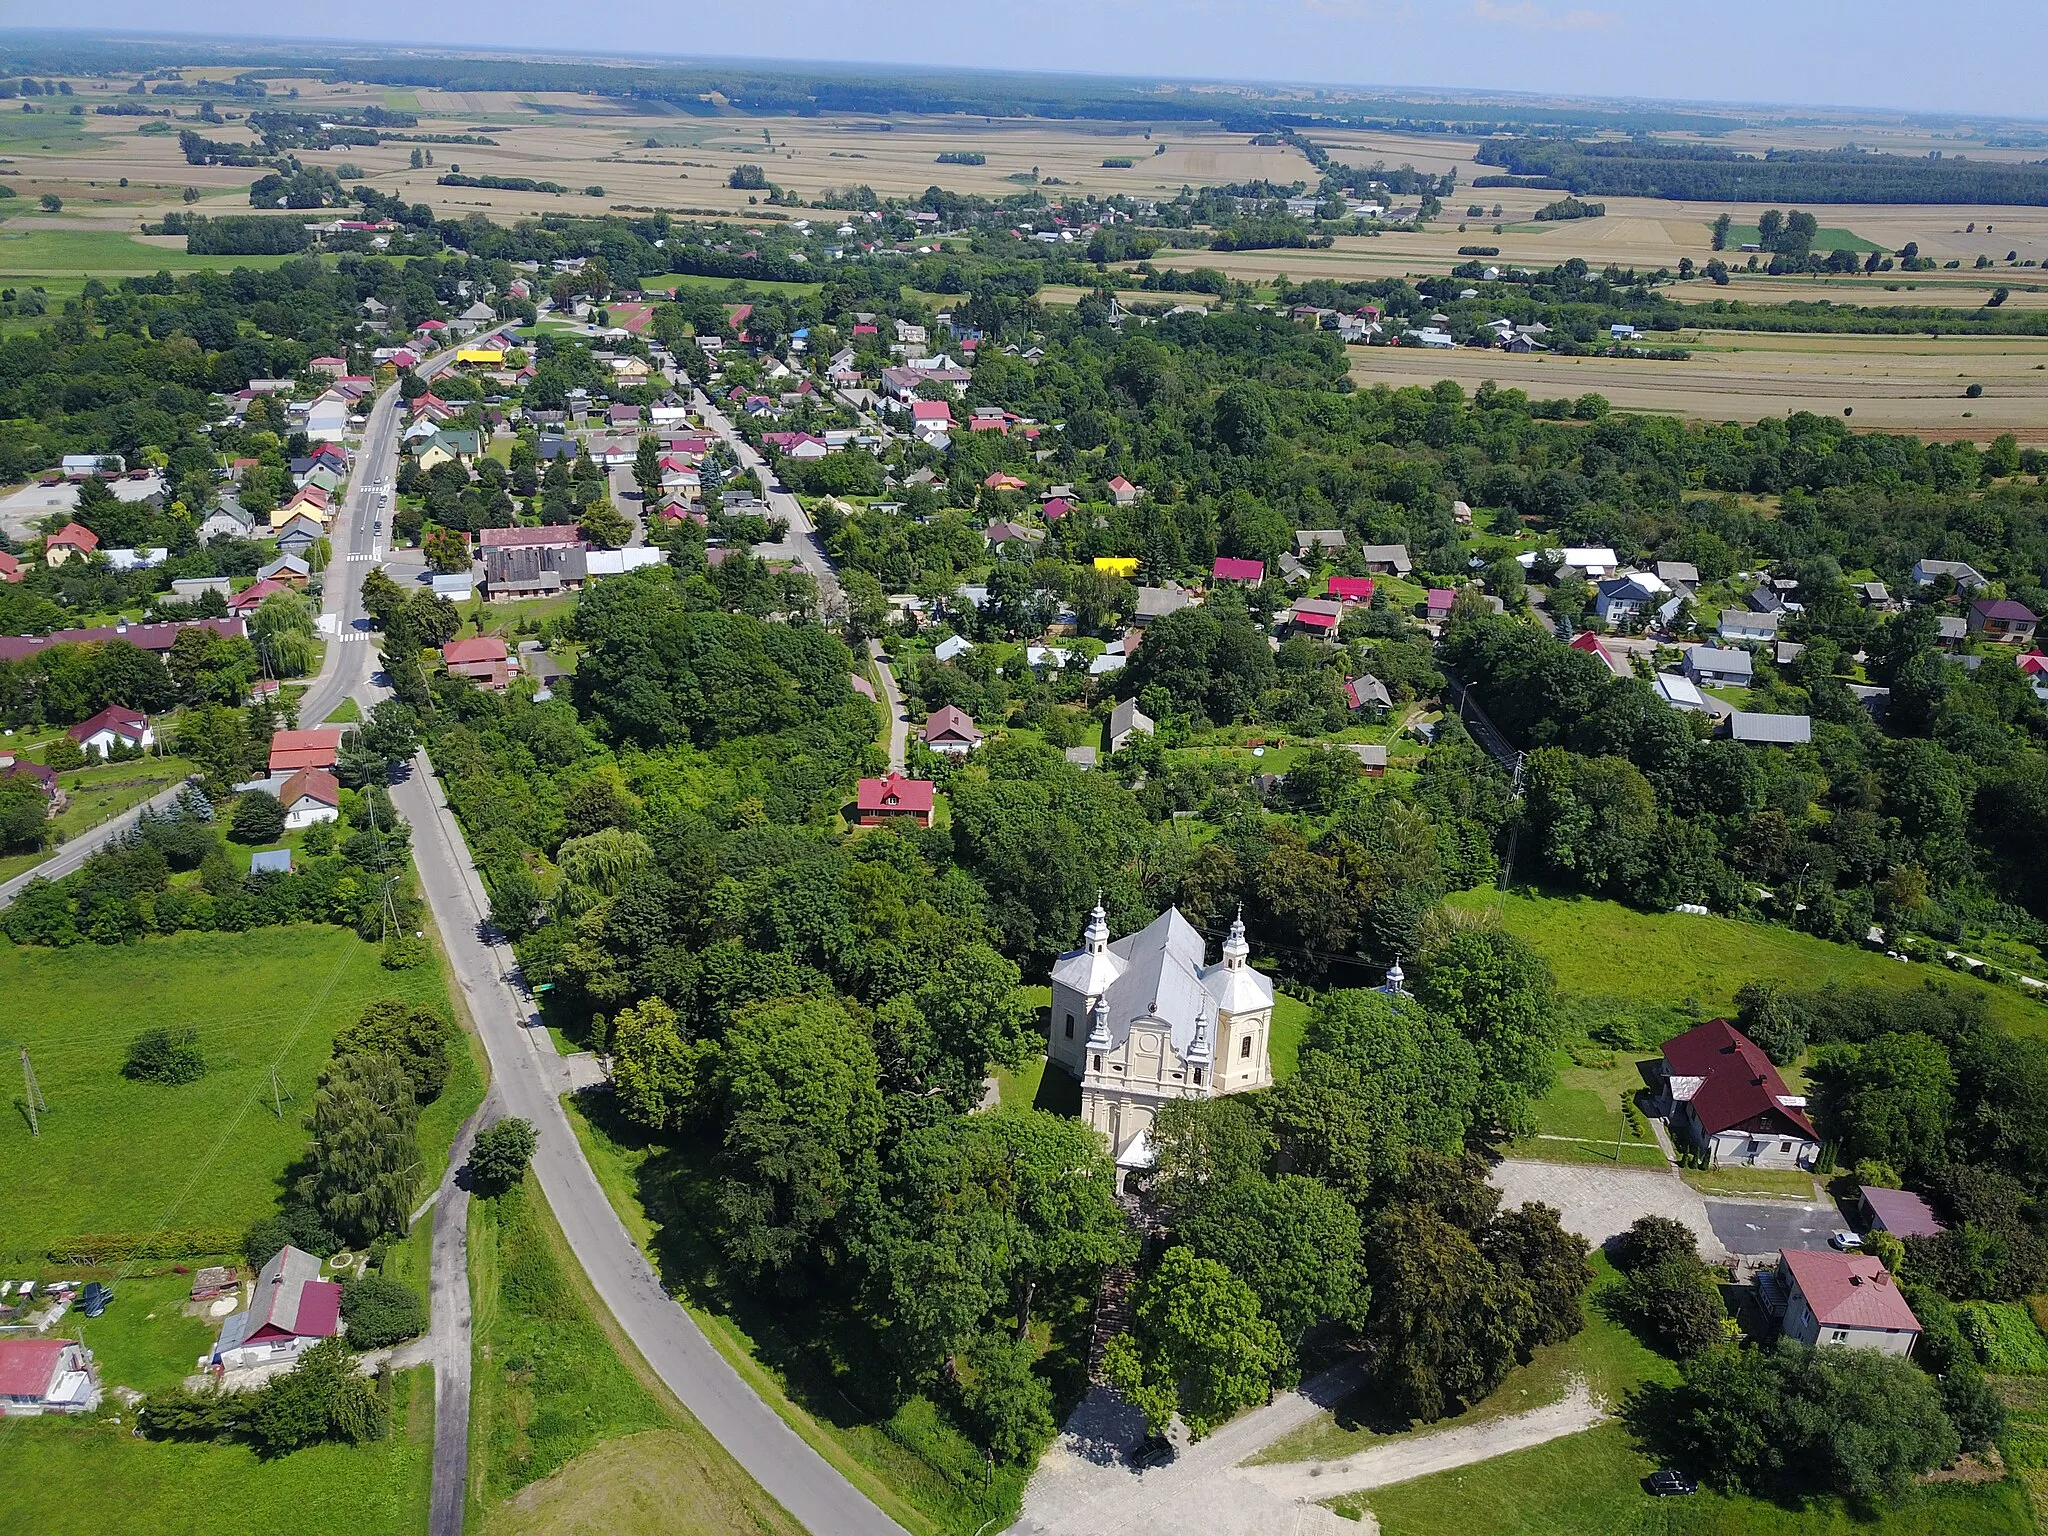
left=36, top=2, right=2048, bottom=121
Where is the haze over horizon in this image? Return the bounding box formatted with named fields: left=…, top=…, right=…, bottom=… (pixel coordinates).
left=24, top=2, right=2048, bottom=122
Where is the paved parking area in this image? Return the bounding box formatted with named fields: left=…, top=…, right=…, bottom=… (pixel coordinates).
left=1703, top=1197, right=1843, bottom=1260
left=1489, top=1159, right=1720, bottom=1257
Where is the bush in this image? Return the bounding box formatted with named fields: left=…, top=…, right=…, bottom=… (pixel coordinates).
left=381, top=931, right=428, bottom=969
left=1624, top=1255, right=1727, bottom=1358
left=1611, top=1214, right=1698, bottom=1274
left=1958, top=1301, right=2048, bottom=1373
left=121, top=1025, right=205, bottom=1084
left=230, top=790, right=285, bottom=844
left=340, top=1273, right=426, bottom=1348
left=141, top=1385, right=244, bottom=1440
left=467, top=1116, right=537, bottom=1194
left=43, top=1227, right=241, bottom=1265
left=246, top=1337, right=388, bottom=1453
left=243, top=1205, right=341, bottom=1270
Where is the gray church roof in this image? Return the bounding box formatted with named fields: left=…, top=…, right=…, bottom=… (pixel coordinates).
left=1051, top=906, right=1272, bottom=1059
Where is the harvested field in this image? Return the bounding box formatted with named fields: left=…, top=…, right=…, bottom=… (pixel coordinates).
left=1348, top=329, right=2048, bottom=436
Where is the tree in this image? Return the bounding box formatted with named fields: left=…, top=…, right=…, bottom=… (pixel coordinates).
left=246, top=1336, right=389, bottom=1453
left=467, top=1117, right=537, bottom=1194
left=0, top=771, right=49, bottom=855
left=1178, top=1174, right=1367, bottom=1346
left=339, top=1273, right=425, bottom=1347
left=714, top=995, right=884, bottom=1283
left=1413, top=924, right=1560, bottom=1136
left=250, top=591, right=318, bottom=677
left=333, top=999, right=454, bottom=1104
left=1733, top=979, right=1807, bottom=1065
left=610, top=996, right=703, bottom=1132
left=958, top=1331, right=1057, bottom=1464
left=578, top=498, right=633, bottom=550
left=1819, top=1031, right=1955, bottom=1176
left=634, top=434, right=663, bottom=504
left=122, top=1026, right=206, bottom=1085
left=230, top=789, right=285, bottom=845
left=1100, top=1246, right=1286, bottom=1439
left=302, top=1050, right=421, bottom=1245
left=422, top=528, right=470, bottom=574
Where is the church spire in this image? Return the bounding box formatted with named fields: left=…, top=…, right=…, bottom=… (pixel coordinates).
left=1084, top=890, right=1110, bottom=955
left=1085, top=992, right=1113, bottom=1052
left=1222, top=905, right=1250, bottom=971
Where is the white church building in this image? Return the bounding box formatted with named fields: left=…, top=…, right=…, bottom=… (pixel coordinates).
left=1047, top=902, right=1275, bottom=1182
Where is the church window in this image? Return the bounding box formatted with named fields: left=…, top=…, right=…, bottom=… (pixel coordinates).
left=1192, top=1069, right=1203, bottom=1086
left=1093, top=1054, right=1102, bottom=1072
left=1240, top=1036, right=1253, bottom=1059
left=1064, top=1013, right=1074, bottom=1038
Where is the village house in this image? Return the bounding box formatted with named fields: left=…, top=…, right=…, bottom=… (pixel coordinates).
left=1860, top=1186, right=1946, bottom=1240
left=1358, top=543, right=1413, bottom=577
left=1593, top=572, right=1669, bottom=625
left=1047, top=904, right=1275, bottom=1186
left=921, top=704, right=983, bottom=756
left=209, top=1245, right=342, bottom=1371
left=1718, top=608, right=1781, bottom=645
left=1344, top=675, right=1392, bottom=715
left=0, top=617, right=246, bottom=669
left=1685, top=646, right=1754, bottom=688
left=1289, top=597, right=1344, bottom=635
left=1569, top=631, right=1630, bottom=679
left=268, top=728, right=344, bottom=775
left=42, top=523, right=99, bottom=567
left=1295, top=529, right=1346, bottom=557
left=1767, top=1249, right=1920, bottom=1355
left=1911, top=558, right=1988, bottom=591
left=1108, top=697, right=1155, bottom=753
left=0, top=1338, right=100, bottom=1416
left=0, top=550, right=20, bottom=583
left=1212, top=557, right=1264, bottom=586
left=276, top=768, right=341, bottom=830
left=442, top=636, right=516, bottom=691
left=1657, top=1018, right=1820, bottom=1170
left=68, top=705, right=152, bottom=758
left=855, top=773, right=935, bottom=829
left=1327, top=576, right=1376, bottom=606
left=1969, top=597, right=2038, bottom=645
left=1107, top=476, right=1141, bottom=507
left=1726, top=711, right=1813, bottom=746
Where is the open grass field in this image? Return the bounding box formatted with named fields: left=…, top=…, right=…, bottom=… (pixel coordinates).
left=1254, top=1252, right=1672, bottom=1467
left=0, top=924, right=464, bottom=1260
left=1347, top=328, right=2048, bottom=437
left=0, top=755, right=194, bottom=884
left=0, top=226, right=311, bottom=293
left=467, top=1178, right=804, bottom=1535
left=0, top=1364, right=438, bottom=1536
left=1443, top=888, right=2048, bottom=1039
left=1331, top=1419, right=2037, bottom=1536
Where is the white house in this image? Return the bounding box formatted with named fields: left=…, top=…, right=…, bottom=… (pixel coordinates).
left=209, top=1245, right=342, bottom=1371
left=1047, top=904, right=1274, bottom=1184
left=1772, top=1249, right=1920, bottom=1356
left=1658, top=1019, right=1819, bottom=1171
left=933, top=635, right=974, bottom=663
left=277, top=768, right=341, bottom=830
left=68, top=705, right=152, bottom=758
left=1718, top=608, right=1781, bottom=645
left=0, top=1339, right=100, bottom=1416
left=1685, top=646, right=1754, bottom=687
left=303, top=393, right=351, bottom=442
left=1593, top=571, right=1669, bottom=625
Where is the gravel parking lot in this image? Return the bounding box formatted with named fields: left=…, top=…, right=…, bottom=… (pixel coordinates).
left=1489, top=1159, right=1720, bottom=1257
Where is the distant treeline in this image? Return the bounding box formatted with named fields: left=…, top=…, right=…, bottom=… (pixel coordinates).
left=936, top=151, right=986, bottom=165
left=438, top=172, right=569, bottom=194
left=1476, top=138, right=2048, bottom=206
left=162, top=213, right=314, bottom=255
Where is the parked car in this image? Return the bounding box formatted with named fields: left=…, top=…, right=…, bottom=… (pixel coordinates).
left=1646, top=1470, right=1698, bottom=1497
left=80, top=1282, right=113, bottom=1317
left=1829, top=1230, right=1864, bottom=1251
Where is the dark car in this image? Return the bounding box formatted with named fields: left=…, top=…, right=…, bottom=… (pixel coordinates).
left=80, top=1282, right=113, bottom=1317
left=1646, top=1470, right=1697, bottom=1497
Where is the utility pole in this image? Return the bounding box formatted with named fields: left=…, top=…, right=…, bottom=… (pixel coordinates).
left=269, top=1063, right=294, bottom=1120
left=21, top=1047, right=46, bottom=1137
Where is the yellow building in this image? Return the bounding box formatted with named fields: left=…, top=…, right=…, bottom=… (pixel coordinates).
left=455, top=348, right=505, bottom=368
left=1094, top=556, right=1139, bottom=578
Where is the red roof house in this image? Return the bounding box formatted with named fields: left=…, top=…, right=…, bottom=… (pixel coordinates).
left=983, top=472, right=1027, bottom=492
left=68, top=705, right=152, bottom=757
left=910, top=400, right=954, bottom=428
left=1569, top=630, right=1629, bottom=679
left=230, top=577, right=289, bottom=614
left=1426, top=588, right=1456, bottom=618
left=268, top=728, right=344, bottom=774
left=1107, top=476, right=1140, bottom=506
left=1777, top=1249, right=1920, bottom=1353
left=1041, top=496, right=1072, bottom=523
left=0, top=1338, right=99, bottom=1415
left=443, top=635, right=514, bottom=691
left=1660, top=1019, right=1819, bottom=1169
left=277, top=767, right=342, bottom=829
left=855, top=773, right=935, bottom=828
left=479, top=525, right=586, bottom=549
left=1326, top=576, right=1375, bottom=604
left=208, top=1245, right=342, bottom=1369
left=921, top=704, right=983, bottom=755
left=0, top=551, right=20, bottom=583
left=43, top=523, right=99, bottom=565
left=1212, top=557, right=1265, bottom=585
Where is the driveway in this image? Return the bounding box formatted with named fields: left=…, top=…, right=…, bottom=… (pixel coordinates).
left=1703, top=1198, right=1841, bottom=1260
left=1489, top=1158, right=1721, bottom=1258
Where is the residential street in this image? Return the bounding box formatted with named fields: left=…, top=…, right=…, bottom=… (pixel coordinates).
left=689, top=384, right=844, bottom=613
left=869, top=639, right=910, bottom=771
left=391, top=751, right=907, bottom=1536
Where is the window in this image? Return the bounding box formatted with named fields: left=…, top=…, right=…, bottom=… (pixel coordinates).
left=1830, top=1330, right=1848, bottom=1343
left=1092, top=1054, right=1102, bottom=1072
left=1240, top=1036, right=1253, bottom=1059
left=1192, top=1069, right=1203, bottom=1086
left=1064, top=1013, right=1074, bottom=1039
left=1780, top=1140, right=1791, bottom=1152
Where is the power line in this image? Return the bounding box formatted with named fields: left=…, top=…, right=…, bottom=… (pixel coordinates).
left=20, top=1047, right=45, bottom=1137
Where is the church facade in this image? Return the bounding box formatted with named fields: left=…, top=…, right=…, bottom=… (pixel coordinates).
left=1046, top=903, right=1275, bottom=1177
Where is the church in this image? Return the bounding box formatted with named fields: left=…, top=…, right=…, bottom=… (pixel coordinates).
left=1046, top=901, right=1275, bottom=1181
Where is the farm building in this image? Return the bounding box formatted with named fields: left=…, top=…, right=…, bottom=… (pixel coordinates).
left=209, top=1245, right=341, bottom=1371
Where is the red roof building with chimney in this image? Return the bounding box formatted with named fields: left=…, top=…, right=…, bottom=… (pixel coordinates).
left=1659, top=1019, right=1819, bottom=1170
left=855, top=773, right=935, bottom=828
left=269, top=728, right=344, bottom=774
left=1212, top=557, right=1265, bottom=585
left=1775, top=1248, right=1920, bottom=1354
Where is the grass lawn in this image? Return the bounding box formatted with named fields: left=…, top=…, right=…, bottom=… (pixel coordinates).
left=467, top=1179, right=801, bottom=1536
left=66, top=1267, right=224, bottom=1397
left=1254, top=1253, right=1672, bottom=1466
left=1680, top=1166, right=1823, bottom=1201
left=1271, top=990, right=1311, bottom=1081
left=1508, top=1049, right=1670, bottom=1168
left=1333, top=1420, right=2034, bottom=1535
left=324, top=697, right=362, bottom=724
left=565, top=1093, right=1026, bottom=1536
left=0, top=754, right=195, bottom=884
left=0, top=1364, right=437, bottom=1536
left=0, top=925, right=458, bottom=1262
left=1443, top=888, right=2046, bottom=1039
left=638, top=272, right=822, bottom=297
left=0, top=228, right=313, bottom=283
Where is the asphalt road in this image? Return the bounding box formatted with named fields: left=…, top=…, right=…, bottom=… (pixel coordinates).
left=689, top=384, right=844, bottom=614
left=868, top=640, right=909, bottom=772
left=391, top=753, right=907, bottom=1536
left=1704, top=1195, right=1846, bottom=1259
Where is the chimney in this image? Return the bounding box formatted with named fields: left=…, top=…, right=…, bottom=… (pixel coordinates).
left=1850, top=1273, right=1864, bottom=1286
